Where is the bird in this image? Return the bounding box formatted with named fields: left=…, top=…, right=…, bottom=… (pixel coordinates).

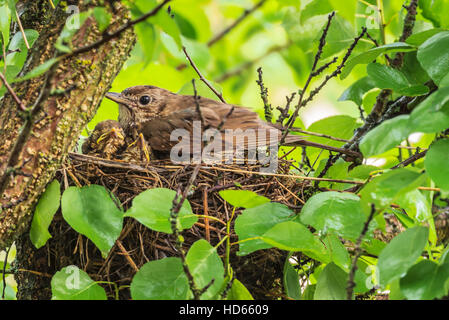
left=82, top=120, right=126, bottom=159
left=82, top=119, right=152, bottom=163
left=104, top=85, right=361, bottom=160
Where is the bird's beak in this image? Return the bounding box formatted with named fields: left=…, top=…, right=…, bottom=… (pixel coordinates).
left=110, top=127, right=124, bottom=140
left=105, top=92, right=129, bottom=105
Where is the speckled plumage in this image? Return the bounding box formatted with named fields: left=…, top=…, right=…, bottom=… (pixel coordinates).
left=82, top=120, right=126, bottom=159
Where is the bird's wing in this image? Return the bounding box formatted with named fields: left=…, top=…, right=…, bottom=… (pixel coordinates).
left=142, top=97, right=301, bottom=153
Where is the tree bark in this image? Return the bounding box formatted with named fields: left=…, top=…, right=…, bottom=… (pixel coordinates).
left=0, top=0, right=135, bottom=250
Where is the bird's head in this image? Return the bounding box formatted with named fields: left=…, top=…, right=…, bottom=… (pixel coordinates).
left=105, top=85, right=175, bottom=132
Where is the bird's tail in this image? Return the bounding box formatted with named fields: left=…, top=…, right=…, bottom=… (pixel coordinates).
left=282, top=134, right=361, bottom=159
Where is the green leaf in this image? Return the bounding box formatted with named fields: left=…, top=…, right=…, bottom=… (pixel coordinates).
left=314, top=263, right=348, bottom=300
left=130, top=257, right=190, bottom=300
left=360, top=115, right=411, bottom=157
left=425, top=138, right=449, bottom=192
left=92, top=7, right=111, bottom=33
left=406, top=29, right=446, bottom=46
left=234, top=202, right=295, bottom=256
left=341, top=42, right=417, bottom=79
left=348, top=165, right=379, bottom=180
left=302, top=284, right=316, bottom=300
left=61, top=185, right=123, bottom=258
left=55, top=10, right=92, bottom=53
left=396, top=85, right=429, bottom=97
left=186, top=239, right=225, bottom=300
left=135, top=22, right=157, bottom=64
left=338, top=77, right=376, bottom=106
left=353, top=260, right=371, bottom=294
left=226, top=279, right=254, bottom=300
left=0, top=1, right=11, bottom=48
left=131, top=0, right=182, bottom=49
left=30, top=180, right=61, bottom=249
left=125, top=188, right=197, bottom=234
left=400, top=259, right=449, bottom=300
left=401, top=52, right=431, bottom=86
left=366, top=63, right=429, bottom=96
left=367, top=63, right=410, bottom=91
left=173, top=13, right=197, bottom=40
left=417, top=31, right=449, bottom=85
left=316, top=158, right=351, bottom=190
left=51, top=266, right=107, bottom=300
left=13, top=58, right=59, bottom=83
left=299, top=191, right=370, bottom=241
left=360, top=168, right=423, bottom=211
left=362, top=88, right=381, bottom=114
left=219, top=190, right=270, bottom=208
left=6, top=29, right=39, bottom=71
left=323, top=233, right=351, bottom=272
left=307, top=115, right=358, bottom=144
left=419, top=0, right=449, bottom=28
left=408, top=87, right=449, bottom=133
left=396, top=190, right=436, bottom=244
left=261, top=221, right=330, bottom=263
left=377, top=226, right=428, bottom=287
left=283, top=255, right=301, bottom=300
left=300, top=0, right=333, bottom=22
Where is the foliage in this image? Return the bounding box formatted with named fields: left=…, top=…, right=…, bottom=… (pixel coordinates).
left=2, top=0, right=449, bottom=301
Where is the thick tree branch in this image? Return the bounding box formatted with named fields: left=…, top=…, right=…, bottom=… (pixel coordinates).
left=0, top=1, right=136, bottom=250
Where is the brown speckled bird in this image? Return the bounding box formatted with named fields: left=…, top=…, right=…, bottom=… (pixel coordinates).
left=82, top=120, right=126, bottom=159
left=105, top=85, right=361, bottom=159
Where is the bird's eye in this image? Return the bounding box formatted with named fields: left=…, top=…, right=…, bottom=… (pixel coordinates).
left=139, top=95, right=151, bottom=105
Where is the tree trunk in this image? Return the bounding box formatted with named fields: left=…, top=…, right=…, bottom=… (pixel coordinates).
left=0, top=0, right=135, bottom=298
left=0, top=0, right=135, bottom=248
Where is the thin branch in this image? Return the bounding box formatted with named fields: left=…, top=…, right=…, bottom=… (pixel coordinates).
left=116, top=240, right=139, bottom=273
left=346, top=204, right=376, bottom=300
left=391, top=0, right=418, bottom=67
left=281, top=12, right=336, bottom=143
left=183, top=46, right=226, bottom=103
left=300, top=28, right=368, bottom=109
left=0, top=72, right=26, bottom=111
left=276, top=92, right=296, bottom=126
left=365, top=31, right=379, bottom=47
left=15, top=10, right=30, bottom=50
left=288, top=128, right=350, bottom=143
left=313, top=153, right=336, bottom=188
left=191, top=79, right=206, bottom=129
left=207, top=0, right=267, bottom=47
left=62, top=0, right=171, bottom=59
left=282, top=21, right=367, bottom=149
left=391, top=149, right=427, bottom=169
left=256, top=67, right=273, bottom=122
left=310, top=56, right=338, bottom=78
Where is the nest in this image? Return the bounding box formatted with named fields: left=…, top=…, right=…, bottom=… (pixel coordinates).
left=41, top=152, right=312, bottom=300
